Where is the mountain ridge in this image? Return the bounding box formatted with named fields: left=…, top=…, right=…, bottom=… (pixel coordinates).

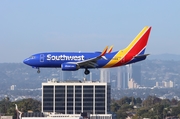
left=148, top=53, right=180, bottom=61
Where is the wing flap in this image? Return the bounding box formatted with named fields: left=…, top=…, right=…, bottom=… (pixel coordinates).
left=85, top=61, right=98, bottom=68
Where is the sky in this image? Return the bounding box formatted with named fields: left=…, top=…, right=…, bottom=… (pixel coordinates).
left=0, top=1, right=180, bottom=63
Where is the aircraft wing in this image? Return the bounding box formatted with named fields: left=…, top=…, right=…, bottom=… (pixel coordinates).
left=74, top=46, right=108, bottom=68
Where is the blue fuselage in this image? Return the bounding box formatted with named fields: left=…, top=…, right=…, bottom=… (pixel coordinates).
left=23, top=51, right=146, bottom=69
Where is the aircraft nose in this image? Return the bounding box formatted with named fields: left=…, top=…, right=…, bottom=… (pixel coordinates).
left=23, top=58, right=29, bottom=65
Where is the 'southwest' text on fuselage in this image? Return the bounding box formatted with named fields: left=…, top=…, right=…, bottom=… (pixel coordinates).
left=47, top=54, right=85, bottom=61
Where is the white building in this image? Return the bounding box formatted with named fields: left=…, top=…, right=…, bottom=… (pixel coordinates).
left=156, top=80, right=174, bottom=88
left=27, top=79, right=113, bottom=119
left=10, top=85, right=16, bottom=90
left=128, top=78, right=139, bottom=89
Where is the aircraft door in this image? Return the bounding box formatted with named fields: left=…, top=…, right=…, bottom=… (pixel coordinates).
left=40, top=54, right=45, bottom=62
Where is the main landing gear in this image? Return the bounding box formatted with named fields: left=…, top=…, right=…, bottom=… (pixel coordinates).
left=84, top=68, right=90, bottom=75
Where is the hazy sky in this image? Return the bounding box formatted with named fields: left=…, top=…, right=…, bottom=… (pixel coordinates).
left=0, top=1, right=180, bottom=62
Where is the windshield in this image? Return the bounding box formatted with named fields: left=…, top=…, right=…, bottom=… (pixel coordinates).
left=29, top=56, right=35, bottom=59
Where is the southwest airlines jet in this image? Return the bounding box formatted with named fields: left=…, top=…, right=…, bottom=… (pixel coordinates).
left=23, top=26, right=151, bottom=75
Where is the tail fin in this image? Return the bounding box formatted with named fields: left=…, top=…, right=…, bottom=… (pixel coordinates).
left=103, top=26, right=151, bottom=68
left=124, top=26, right=151, bottom=56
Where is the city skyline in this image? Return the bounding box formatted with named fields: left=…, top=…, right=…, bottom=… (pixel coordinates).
left=0, top=60, right=180, bottom=102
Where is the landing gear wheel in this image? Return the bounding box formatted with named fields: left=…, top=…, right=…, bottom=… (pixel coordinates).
left=84, top=69, right=90, bottom=75
left=37, top=68, right=40, bottom=73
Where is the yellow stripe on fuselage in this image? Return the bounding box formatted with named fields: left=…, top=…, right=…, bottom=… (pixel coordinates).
left=103, top=26, right=149, bottom=68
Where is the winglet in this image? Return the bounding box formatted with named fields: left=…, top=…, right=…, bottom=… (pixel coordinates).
left=107, top=45, right=113, bottom=53
left=100, top=46, right=108, bottom=56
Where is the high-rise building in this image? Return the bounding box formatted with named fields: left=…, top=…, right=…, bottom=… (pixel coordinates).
left=122, top=66, right=128, bottom=89
left=128, top=78, right=139, bottom=89
left=42, top=79, right=111, bottom=115
left=61, top=71, right=73, bottom=81
left=72, top=69, right=84, bottom=80
left=100, top=69, right=110, bottom=83
left=116, top=67, right=122, bottom=89
left=116, top=66, right=129, bottom=89
left=132, top=64, right=141, bottom=85
left=169, top=80, right=174, bottom=88
left=126, top=64, right=132, bottom=81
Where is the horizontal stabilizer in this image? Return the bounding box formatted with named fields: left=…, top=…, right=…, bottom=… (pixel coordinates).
left=134, top=54, right=150, bottom=59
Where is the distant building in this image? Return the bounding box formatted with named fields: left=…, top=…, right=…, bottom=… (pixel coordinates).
left=10, top=85, right=16, bottom=90
left=169, top=80, right=174, bottom=87
left=0, top=116, right=12, bottom=119
left=156, top=80, right=174, bottom=88
left=111, top=80, right=116, bottom=89
left=132, top=64, right=141, bottom=86
left=124, top=64, right=141, bottom=89
left=116, top=67, right=122, bottom=89
left=100, top=69, right=110, bottom=83
left=71, top=69, right=84, bottom=80
left=126, top=64, right=132, bottom=81
left=156, top=82, right=164, bottom=87
left=122, top=66, right=128, bottom=89
left=128, top=78, right=139, bottom=89
left=116, top=66, right=128, bottom=89
left=61, top=71, right=73, bottom=81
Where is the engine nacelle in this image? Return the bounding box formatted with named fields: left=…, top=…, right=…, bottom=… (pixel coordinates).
left=61, top=63, right=80, bottom=71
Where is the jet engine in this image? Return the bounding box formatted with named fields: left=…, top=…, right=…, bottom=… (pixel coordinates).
left=61, top=63, right=80, bottom=71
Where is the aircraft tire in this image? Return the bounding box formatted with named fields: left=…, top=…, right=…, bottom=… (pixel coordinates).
left=84, top=69, right=90, bottom=75
left=37, top=69, right=40, bottom=73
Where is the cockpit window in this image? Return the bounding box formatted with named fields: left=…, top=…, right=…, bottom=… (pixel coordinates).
left=29, top=56, right=35, bottom=59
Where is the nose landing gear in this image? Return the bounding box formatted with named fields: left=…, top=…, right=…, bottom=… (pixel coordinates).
left=37, top=68, right=40, bottom=73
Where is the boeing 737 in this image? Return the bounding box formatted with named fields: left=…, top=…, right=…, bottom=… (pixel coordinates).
left=23, top=26, right=152, bottom=75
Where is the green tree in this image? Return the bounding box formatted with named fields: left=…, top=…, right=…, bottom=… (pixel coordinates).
left=137, top=108, right=148, bottom=116
left=116, top=109, right=127, bottom=119
left=136, top=97, right=142, bottom=105
left=171, top=106, right=180, bottom=116
left=0, top=97, right=11, bottom=114
left=111, top=102, right=119, bottom=112
left=171, top=98, right=178, bottom=105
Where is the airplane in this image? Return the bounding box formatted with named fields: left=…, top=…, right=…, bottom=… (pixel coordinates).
left=23, top=26, right=151, bottom=75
